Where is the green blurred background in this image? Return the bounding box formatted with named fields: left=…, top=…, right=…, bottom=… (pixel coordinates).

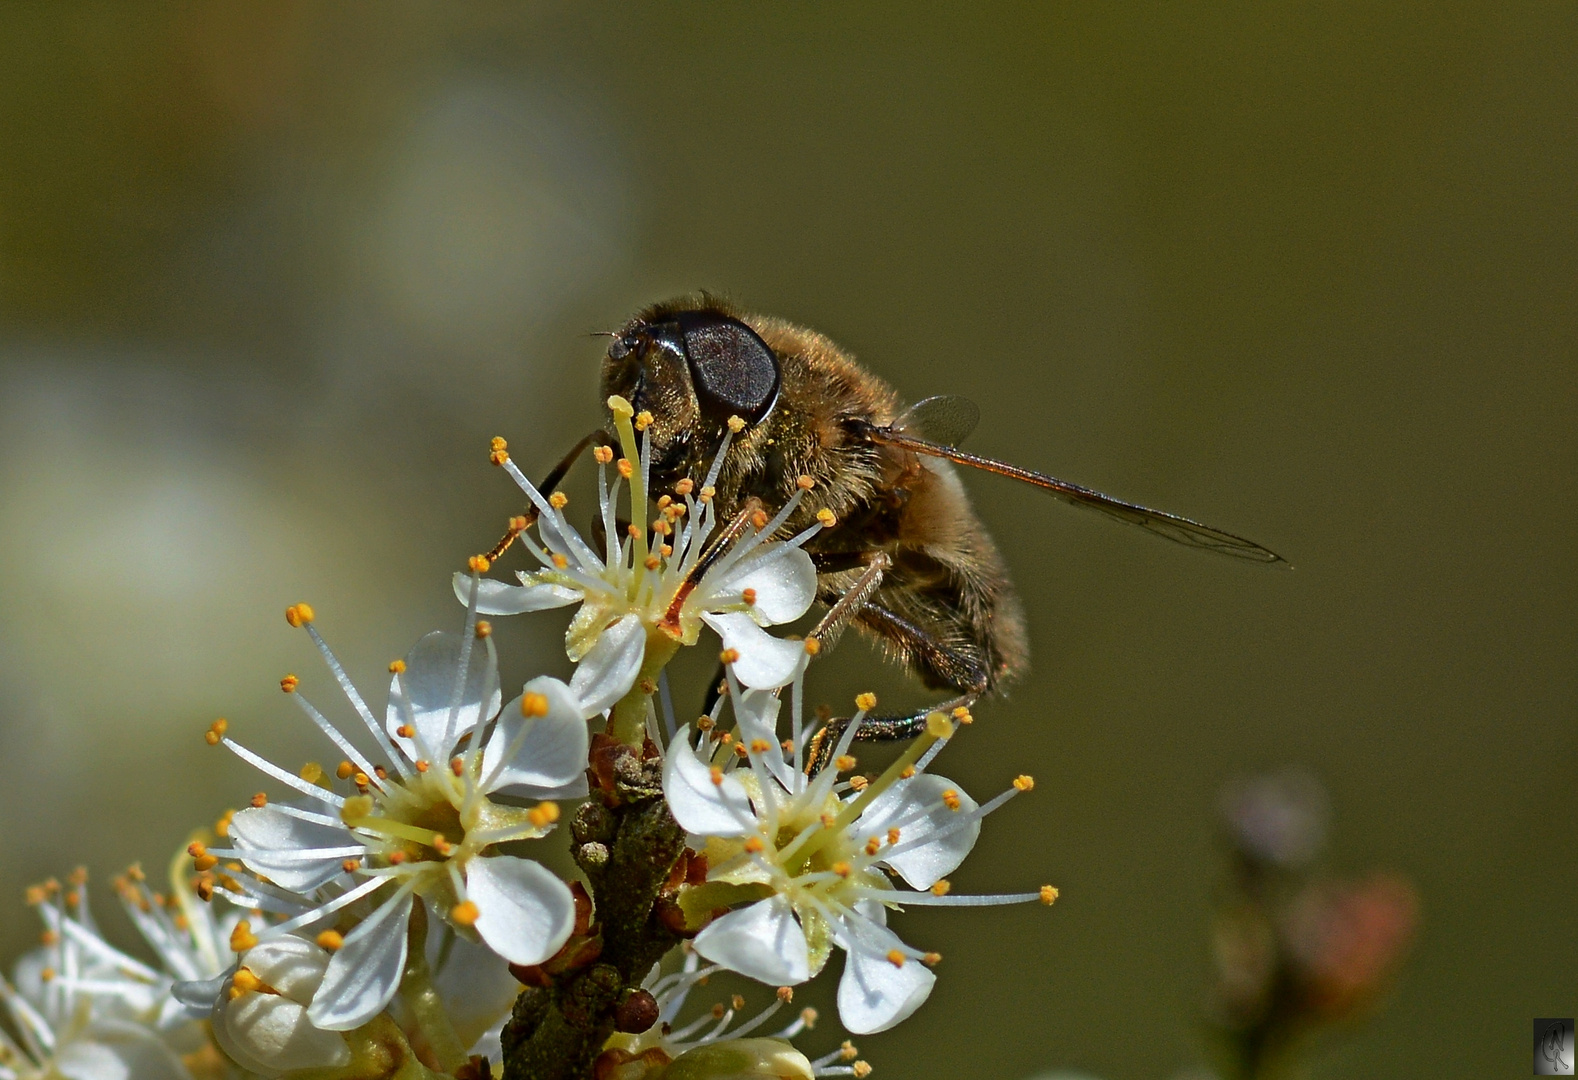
left=0, top=5, right=1572, bottom=1078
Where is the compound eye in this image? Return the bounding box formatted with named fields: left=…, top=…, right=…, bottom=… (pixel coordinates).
left=675, top=312, right=780, bottom=425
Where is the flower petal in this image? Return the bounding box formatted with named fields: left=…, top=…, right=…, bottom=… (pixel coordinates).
left=386, top=630, right=502, bottom=758
left=568, top=613, right=645, bottom=718
left=228, top=804, right=354, bottom=894
left=466, top=855, right=577, bottom=967
left=700, top=612, right=808, bottom=690
left=693, top=898, right=811, bottom=986
left=855, top=773, right=980, bottom=890
left=734, top=690, right=795, bottom=791
left=835, top=917, right=935, bottom=1034
left=482, top=676, right=590, bottom=798
left=453, top=571, right=580, bottom=615
left=55, top=1022, right=198, bottom=1080
left=707, top=545, right=817, bottom=626
left=215, top=989, right=350, bottom=1078
left=661, top=726, right=755, bottom=837
left=242, top=935, right=333, bottom=1005
left=307, top=890, right=412, bottom=1031
left=425, top=921, right=521, bottom=1053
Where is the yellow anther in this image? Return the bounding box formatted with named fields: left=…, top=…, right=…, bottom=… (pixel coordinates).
left=552, top=553, right=570, bottom=569
left=899, top=765, right=916, bottom=780
left=726, top=415, right=746, bottom=433
left=650, top=519, right=671, bottom=536
left=509, top=515, right=529, bottom=531
left=816, top=508, right=837, bottom=527
left=644, top=555, right=662, bottom=570
left=340, top=795, right=373, bottom=824
left=617, top=458, right=634, bottom=479
left=848, top=775, right=869, bottom=791
left=696, top=716, right=715, bottom=731
left=231, top=967, right=262, bottom=993
left=374, top=765, right=388, bottom=780
left=285, top=603, right=315, bottom=627
left=750, top=508, right=769, bottom=530
left=250, top=792, right=268, bottom=808
left=865, top=837, right=881, bottom=856
left=1040, top=885, right=1060, bottom=905
left=388, top=851, right=408, bottom=865
left=852, top=1062, right=872, bottom=1079
left=451, top=900, right=481, bottom=927
left=204, top=729, right=221, bottom=746
left=527, top=801, right=560, bottom=828
left=885, top=949, right=905, bottom=967
left=593, top=445, right=615, bottom=465
left=699, top=485, right=716, bottom=502
left=299, top=761, right=324, bottom=785
left=475, top=620, right=492, bottom=639
left=796, top=475, right=815, bottom=490
left=855, top=692, right=877, bottom=712
left=450, top=758, right=464, bottom=777
left=389, top=659, right=406, bottom=674
left=489, top=447, right=510, bottom=466
left=719, top=648, right=741, bottom=664
left=229, top=921, right=259, bottom=953
left=832, top=862, right=852, bottom=879
left=801, top=1007, right=819, bottom=1028
left=396, top=724, right=415, bottom=738
left=549, top=491, right=569, bottom=510
left=930, top=880, right=951, bottom=896
left=336, top=761, right=354, bottom=780
left=887, top=827, right=901, bottom=845
left=675, top=477, right=696, bottom=495
left=1013, top=774, right=1035, bottom=792
left=731, top=993, right=746, bottom=1011
left=835, top=754, right=857, bottom=772
left=803, top=637, right=822, bottom=656
left=189, top=840, right=218, bottom=872
left=709, top=766, right=724, bottom=786
left=711, top=1003, right=726, bottom=1020
left=432, top=835, right=453, bottom=856
left=741, top=587, right=757, bottom=605
left=280, top=674, right=299, bottom=693
left=750, top=739, right=771, bottom=753
left=211, top=718, right=228, bottom=736
left=215, top=810, right=234, bottom=837
left=521, top=692, right=550, bottom=718
left=734, top=742, right=748, bottom=758
left=469, top=554, right=492, bottom=573
left=607, top=395, right=635, bottom=420
left=839, top=1043, right=858, bottom=1063
left=744, top=837, right=765, bottom=854
left=316, top=930, right=344, bottom=952
left=925, top=712, right=954, bottom=739
left=415, top=760, right=430, bottom=773
left=820, top=813, right=836, bottom=829
left=353, top=772, right=369, bottom=789
left=781, top=738, right=795, bottom=753
left=490, top=436, right=508, bottom=452
left=941, top=789, right=961, bottom=811
left=635, top=410, right=655, bottom=431
left=923, top=953, right=942, bottom=968
left=342, top=858, right=361, bottom=873
left=777, top=986, right=794, bottom=1003
left=660, top=543, right=674, bottom=557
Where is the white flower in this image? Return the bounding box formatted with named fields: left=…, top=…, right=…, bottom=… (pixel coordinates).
left=199, top=599, right=586, bottom=1032
left=205, top=935, right=349, bottom=1078
left=3, top=875, right=194, bottom=1080
left=598, top=952, right=867, bottom=1079
left=456, top=398, right=824, bottom=717
left=663, top=676, right=1054, bottom=1035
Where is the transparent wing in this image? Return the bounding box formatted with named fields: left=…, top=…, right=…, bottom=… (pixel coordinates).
left=892, top=395, right=980, bottom=448
left=866, top=425, right=1288, bottom=566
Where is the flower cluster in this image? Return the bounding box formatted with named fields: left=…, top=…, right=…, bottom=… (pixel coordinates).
left=4, top=397, right=1058, bottom=1080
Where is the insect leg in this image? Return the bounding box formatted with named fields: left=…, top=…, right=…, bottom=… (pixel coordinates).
left=803, top=598, right=990, bottom=774
left=807, top=551, right=890, bottom=654
left=484, top=430, right=611, bottom=562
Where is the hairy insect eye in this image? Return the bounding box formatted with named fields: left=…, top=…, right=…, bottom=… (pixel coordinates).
left=674, top=312, right=780, bottom=424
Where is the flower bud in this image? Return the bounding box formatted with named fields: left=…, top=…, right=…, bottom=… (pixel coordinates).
left=663, top=1038, right=815, bottom=1080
